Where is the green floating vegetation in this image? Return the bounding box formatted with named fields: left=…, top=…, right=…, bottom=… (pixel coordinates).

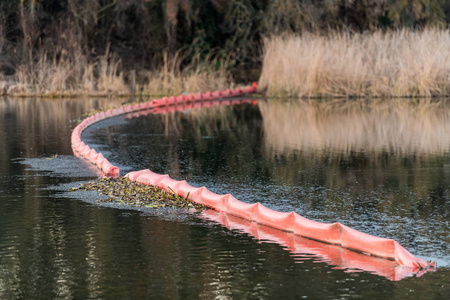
left=69, top=177, right=207, bottom=211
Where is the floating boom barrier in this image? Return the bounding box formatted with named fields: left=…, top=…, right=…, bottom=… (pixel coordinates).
left=71, top=82, right=435, bottom=278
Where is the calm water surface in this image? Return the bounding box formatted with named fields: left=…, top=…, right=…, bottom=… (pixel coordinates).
left=0, top=97, right=449, bottom=299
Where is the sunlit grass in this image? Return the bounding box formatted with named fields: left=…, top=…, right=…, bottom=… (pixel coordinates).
left=259, top=29, right=450, bottom=98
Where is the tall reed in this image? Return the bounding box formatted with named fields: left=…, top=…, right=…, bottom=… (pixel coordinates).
left=259, top=29, right=450, bottom=98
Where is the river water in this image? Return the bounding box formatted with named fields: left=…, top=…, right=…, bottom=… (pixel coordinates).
left=0, top=97, right=449, bottom=299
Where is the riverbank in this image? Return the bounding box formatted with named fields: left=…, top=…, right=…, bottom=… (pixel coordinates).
left=3, top=29, right=450, bottom=98
left=3, top=2, right=450, bottom=99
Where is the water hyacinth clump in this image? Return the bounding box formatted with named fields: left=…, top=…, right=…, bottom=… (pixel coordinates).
left=70, top=177, right=207, bottom=211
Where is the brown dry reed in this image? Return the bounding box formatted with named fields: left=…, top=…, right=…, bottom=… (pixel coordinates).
left=259, top=29, right=450, bottom=98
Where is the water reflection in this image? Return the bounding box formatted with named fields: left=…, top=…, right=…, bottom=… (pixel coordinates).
left=0, top=97, right=125, bottom=163
left=259, top=99, right=450, bottom=155
left=0, top=96, right=123, bottom=298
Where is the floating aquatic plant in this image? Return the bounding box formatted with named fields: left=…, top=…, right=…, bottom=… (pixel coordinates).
left=69, top=177, right=207, bottom=211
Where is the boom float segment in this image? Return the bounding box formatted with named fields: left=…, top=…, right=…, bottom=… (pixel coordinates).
left=70, top=82, right=435, bottom=276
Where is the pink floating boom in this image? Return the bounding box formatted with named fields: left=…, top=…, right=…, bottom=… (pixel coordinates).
left=70, top=83, right=435, bottom=275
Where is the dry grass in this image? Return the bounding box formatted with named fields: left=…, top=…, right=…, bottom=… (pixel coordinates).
left=259, top=29, right=450, bottom=98
left=6, top=50, right=232, bottom=97
left=140, top=52, right=234, bottom=96
left=259, top=99, right=450, bottom=156
left=11, top=46, right=129, bottom=97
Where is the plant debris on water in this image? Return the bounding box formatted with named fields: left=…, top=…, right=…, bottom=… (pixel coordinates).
left=69, top=177, right=207, bottom=211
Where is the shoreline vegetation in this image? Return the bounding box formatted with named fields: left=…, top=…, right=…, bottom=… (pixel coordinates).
left=6, top=29, right=450, bottom=98
left=2, top=1, right=450, bottom=98
left=2, top=50, right=235, bottom=97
